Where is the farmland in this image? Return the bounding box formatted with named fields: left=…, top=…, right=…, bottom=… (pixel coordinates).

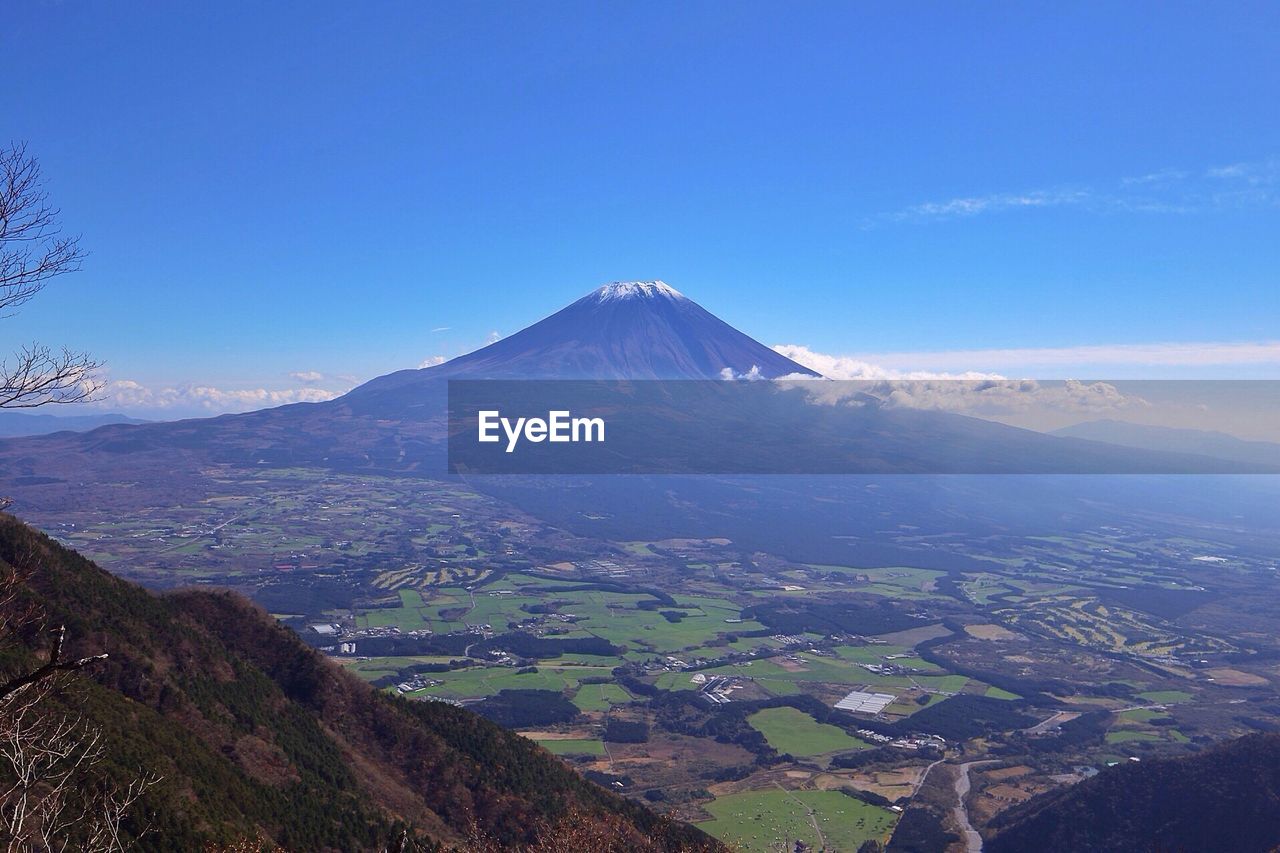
left=697, top=789, right=896, bottom=853
left=22, top=464, right=1280, bottom=850
left=747, top=707, right=872, bottom=757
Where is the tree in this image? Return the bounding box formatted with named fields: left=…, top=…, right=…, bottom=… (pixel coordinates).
left=1, top=142, right=102, bottom=409
left=0, top=545, right=157, bottom=851
left=0, top=139, right=147, bottom=846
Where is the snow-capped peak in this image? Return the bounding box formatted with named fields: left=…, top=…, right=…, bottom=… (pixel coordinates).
left=592, top=280, right=686, bottom=302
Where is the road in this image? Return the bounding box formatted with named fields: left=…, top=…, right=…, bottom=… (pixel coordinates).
left=1022, top=709, right=1080, bottom=736
left=912, top=757, right=946, bottom=797
left=953, top=760, right=999, bottom=853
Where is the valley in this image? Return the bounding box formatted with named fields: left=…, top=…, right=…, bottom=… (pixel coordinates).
left=21, top=463, right=1280, bottom=851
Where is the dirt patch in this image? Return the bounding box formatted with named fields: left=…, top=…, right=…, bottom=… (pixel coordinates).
left=985, top=784, right=1035, bottom=802
left=776, top=657, right=810, bottom=672
left=875, top=623, right=953, bottom=645
left=1207, top=667, right=1269, bottom=687
left=519, top=729, right=596, bottom=740
left=964, top=623, right=1017, bottom=640
left=843, top=766, right=928, bottom=799
left=982, top=765, right=1033, bottom=781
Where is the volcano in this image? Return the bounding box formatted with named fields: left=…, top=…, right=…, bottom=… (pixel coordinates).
left=0, top=279, right=1270, bottom=498
left=349, top=281, right=819, bottom=400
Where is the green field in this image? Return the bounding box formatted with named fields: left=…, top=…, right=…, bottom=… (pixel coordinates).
left=1137, top=690, right=1194, bottom=704
left=1106, top=730, right=1161, bottom=744
left=533, top=738, right=605, bottom=756
left=747, top=707, right=871, bottom=757
left=1118, top=708, right=1169, bottom=723
left=572, top=682, right=633, bottom=712
left=698, top=789, right=897, bottom=852
left=556, top=590, right=767, bottom=653
left=358, top=588, right=431, bottom=630
left=410, top=664, right=610, bottom=699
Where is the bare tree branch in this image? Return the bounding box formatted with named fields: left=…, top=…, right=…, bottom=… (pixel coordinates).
left=0, top=343, right=103, bottom=409
left=0, top=143, right=86, bottom=315
left=0, top=626, right=108, bottom=703
left=0, top=142, right=102, bottom=410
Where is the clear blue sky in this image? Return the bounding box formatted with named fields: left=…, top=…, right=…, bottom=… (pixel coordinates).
left=4, top=2, right=1278, bottom=413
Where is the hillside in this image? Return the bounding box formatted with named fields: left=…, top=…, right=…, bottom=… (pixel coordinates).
left=1053, top=419, right=1280, bottom=469
left=0, top=514, right=721, bottom=851
left=0, top=411, right=147, bottom=437
left=986, top=732, right=1280, bottom=853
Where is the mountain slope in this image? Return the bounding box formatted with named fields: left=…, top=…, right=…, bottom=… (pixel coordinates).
left=986, top=732, right=1280, bottom=853
left=0, top=411, right=148, bottom=437
left=0, top=514, right=721, bottom=851
left=350, top=281, right=819, bottom=393
left=0, top=281, right=1271, bottom=519
left=1053, top=419, right=1280, bottom=469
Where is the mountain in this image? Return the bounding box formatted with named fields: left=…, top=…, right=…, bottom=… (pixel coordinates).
left=0, top=281, right=1273, bottom=511
left=0, top=411, right=147, bottom=437
left=355, top=281, right=820, bottom=388
left=0, top=513, right=720, bottom=851
left=1053, top=419, right=1280, bottom=469
left=986, top=732, right=1280, bottom=852
left=342, top=279, right=817, bottom=421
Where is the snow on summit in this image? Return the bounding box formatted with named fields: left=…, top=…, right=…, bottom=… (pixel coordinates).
left=350, top=279, right=820, bottom=385
left=592, top=280, right=686, bottom=301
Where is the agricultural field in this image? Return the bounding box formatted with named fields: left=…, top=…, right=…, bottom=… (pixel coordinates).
left=572, top=682, right=633, bottom=712
left=747, top=707, right=872, bottom=757
left=697, top=789, right=897, bottom=852
left=409, top=665, right=611, bottom=700
left=27, top=465, right=1280, bottom=851
left=532, top=737, right=606, bottom=756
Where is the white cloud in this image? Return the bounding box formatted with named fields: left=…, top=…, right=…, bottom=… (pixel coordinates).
left=882, top=189, right=1091, bottom=223
left=785, top=340, right=1280, bottom=373
left=773, top=346, right=1144, bottom=417
left=856, top=378, right=1143, bottom=416
left=418, top=355, right=448, bottom=368
left=289, top=370, right=325, bottom=383
left=872, top=156, right=1278, bottom=225
left=486, top=330, right=502, bottom=344
left=1204, top=159, right=1279, bottom=182
left=773, top=372, right=1143, bottom=418
left=773, top=344, right=1002, bottom=380
left=718, top=365, right=765, bottom=381
left=431, top=326, right=451, bottom=333
left=1121, top=169, right=1188, bottom=186
left=96, top=379, right=345, bottom=416
left=1207, top=163, right=1248, bottom=179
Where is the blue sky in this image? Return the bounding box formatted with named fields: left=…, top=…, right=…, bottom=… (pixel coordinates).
left=4, top=2, right=1278, bottom=415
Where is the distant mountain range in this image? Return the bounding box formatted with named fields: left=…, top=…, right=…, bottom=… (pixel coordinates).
left=0, top=514, right=720, bottom=850
left=0, top=411, right=146, bottom=437
left=1, top=282, right=1269, bottom=483
left=1053, top=419, right=1280, bottom=470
